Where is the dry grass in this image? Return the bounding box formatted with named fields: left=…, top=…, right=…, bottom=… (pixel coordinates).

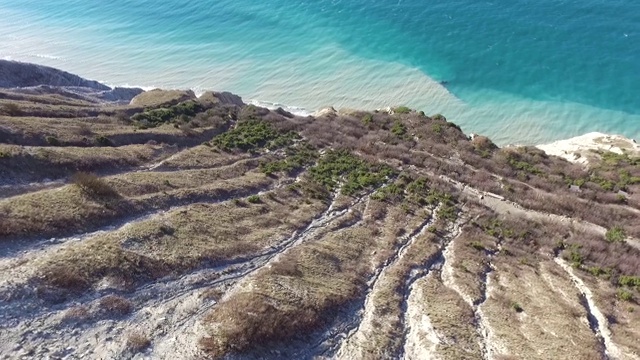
left=33, top=185, right=326, bottom=291
left=478, top=258, right=603, bottom=360
left=126, top=332, right=151, bottom=353
left=130, top=89, right=195, bottom=108
left=339, top=205, right=442, bottom=358
left=0, top=143, right=167, bottom=184
left=72, top=172, right=119, bottom=199
left=99, top=295, right=133, bottom=316
left=61, top=305, right=91, bottom=322
left=200, top=205, right=371, bottom=357
left=0, top=171, right=274, bottom=241
left=417, top=273, right=483, bottom=359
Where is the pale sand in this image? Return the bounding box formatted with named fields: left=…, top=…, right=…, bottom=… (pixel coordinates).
left=536, top=132, right=640, bottom=165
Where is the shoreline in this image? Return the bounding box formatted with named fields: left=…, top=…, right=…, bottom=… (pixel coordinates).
left=536, top=132, right=640, bottom=165
left=2, top=59, right=639, bottom=162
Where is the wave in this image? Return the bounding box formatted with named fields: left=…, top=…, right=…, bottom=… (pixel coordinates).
left=248, top=99, right=312, bottom=117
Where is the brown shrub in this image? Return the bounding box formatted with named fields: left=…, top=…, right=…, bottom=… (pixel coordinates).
left=71, top=172, right=119, bottom=198
left=200, top=294, right=322, bottom=357
left=99, top=295, right=133, bottom=316
left=126, top=332, right=151, bottom=353
left=62, top=305, right=91, bottom=322
left=43, top=265, right=89, bottom=291
left=1, top=103, right=22, bottom=116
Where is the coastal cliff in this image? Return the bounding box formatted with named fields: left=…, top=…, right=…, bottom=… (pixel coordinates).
left=0, top=64, right=639, bottom=360
left=0, top=60, right=144, bottom=103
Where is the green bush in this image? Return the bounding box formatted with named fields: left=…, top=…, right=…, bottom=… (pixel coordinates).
left=619, top=275, right=640, bottom=288
left=511, top=301, right=524, bottom=312
left=606, top=226, right=626, bottom=243
left=393, top=106, right=411, bottom=114
left=131, top=100, right=203, bottom=128
left=260, top=142, right=318, bottom=176
left=247, top=195, right=261, bottom=204
left=391, top=121, right=407, bottom=137
left=212, top=120, right=299, bottom=151
left=617, top=289, right=633, bottom=302
left=309, top=149, right=396, bottom=196
left=361, top=113, right=373, bottom=125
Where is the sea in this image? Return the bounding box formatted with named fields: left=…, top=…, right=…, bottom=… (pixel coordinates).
left=0, top=0, right=638, bottom=145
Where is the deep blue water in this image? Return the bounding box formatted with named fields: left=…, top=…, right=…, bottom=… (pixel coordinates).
left=0, top=0, right=638, bottom=144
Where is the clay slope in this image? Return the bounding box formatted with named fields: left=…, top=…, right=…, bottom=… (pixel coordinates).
left=0, top=80, right=639, bottom=360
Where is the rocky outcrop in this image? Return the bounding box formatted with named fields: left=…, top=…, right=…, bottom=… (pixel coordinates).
left=0, top=60, right=109, bottom=90
left=130, top=89, right=197, bottom=108
left=198, top=91, right=244, bottom=107
left=95, top=87, right=145, bottom=102
left=0, top=61, right=144, bottom=104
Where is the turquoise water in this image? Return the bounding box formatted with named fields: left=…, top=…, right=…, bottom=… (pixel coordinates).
left=0, top=0, right=638, bottom=145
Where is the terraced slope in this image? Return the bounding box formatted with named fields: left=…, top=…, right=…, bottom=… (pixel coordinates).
left=0, top=85, right=639, bottom=360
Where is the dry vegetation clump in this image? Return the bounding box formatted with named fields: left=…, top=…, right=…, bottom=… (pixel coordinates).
left=61, top=305, right=91, bottom=322
left=99, top=295, right=133, bottom=316
left=71, top=172, right=119, bottom=199
left=200, top=208, right=374, bottom=357
left=41, top=265, right=90, bottom=292
left=126, top=332, right=151, bottom=353
left=1, top=102, right=22, bottom=116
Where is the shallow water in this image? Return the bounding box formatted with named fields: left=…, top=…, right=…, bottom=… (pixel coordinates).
left=0, top=0, right=638, bottom=145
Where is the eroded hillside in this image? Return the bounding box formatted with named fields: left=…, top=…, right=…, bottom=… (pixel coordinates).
left=0, top=87, right=639, bottom=360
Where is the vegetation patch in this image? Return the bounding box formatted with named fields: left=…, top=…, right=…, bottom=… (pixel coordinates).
left=393, top=106, right=411, bottom=114
left=126, top=332, right=151, bottom=353
left=308, top=149, right=396, bottom=195
left=99, top=295, right=133, bottom=316
left=131, top=100, right=204, bottom=128
left=71, top=172, right=119, bottom=199
left=212, top=119, right=299, bottom=151
left=260, top=142, right=318, bottom=176
left=605, top=226, right=626, bottom=243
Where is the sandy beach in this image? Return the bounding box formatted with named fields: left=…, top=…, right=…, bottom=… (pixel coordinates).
left=537, top=132, right=640, bottom=165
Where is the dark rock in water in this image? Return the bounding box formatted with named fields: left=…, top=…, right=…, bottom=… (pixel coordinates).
left=0, top=60, right=109, bottom=90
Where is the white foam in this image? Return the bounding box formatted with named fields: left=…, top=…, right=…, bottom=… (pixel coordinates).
left=248, top=99, right=312, bottom=116
left=32, top=54, right=62, bottom=61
